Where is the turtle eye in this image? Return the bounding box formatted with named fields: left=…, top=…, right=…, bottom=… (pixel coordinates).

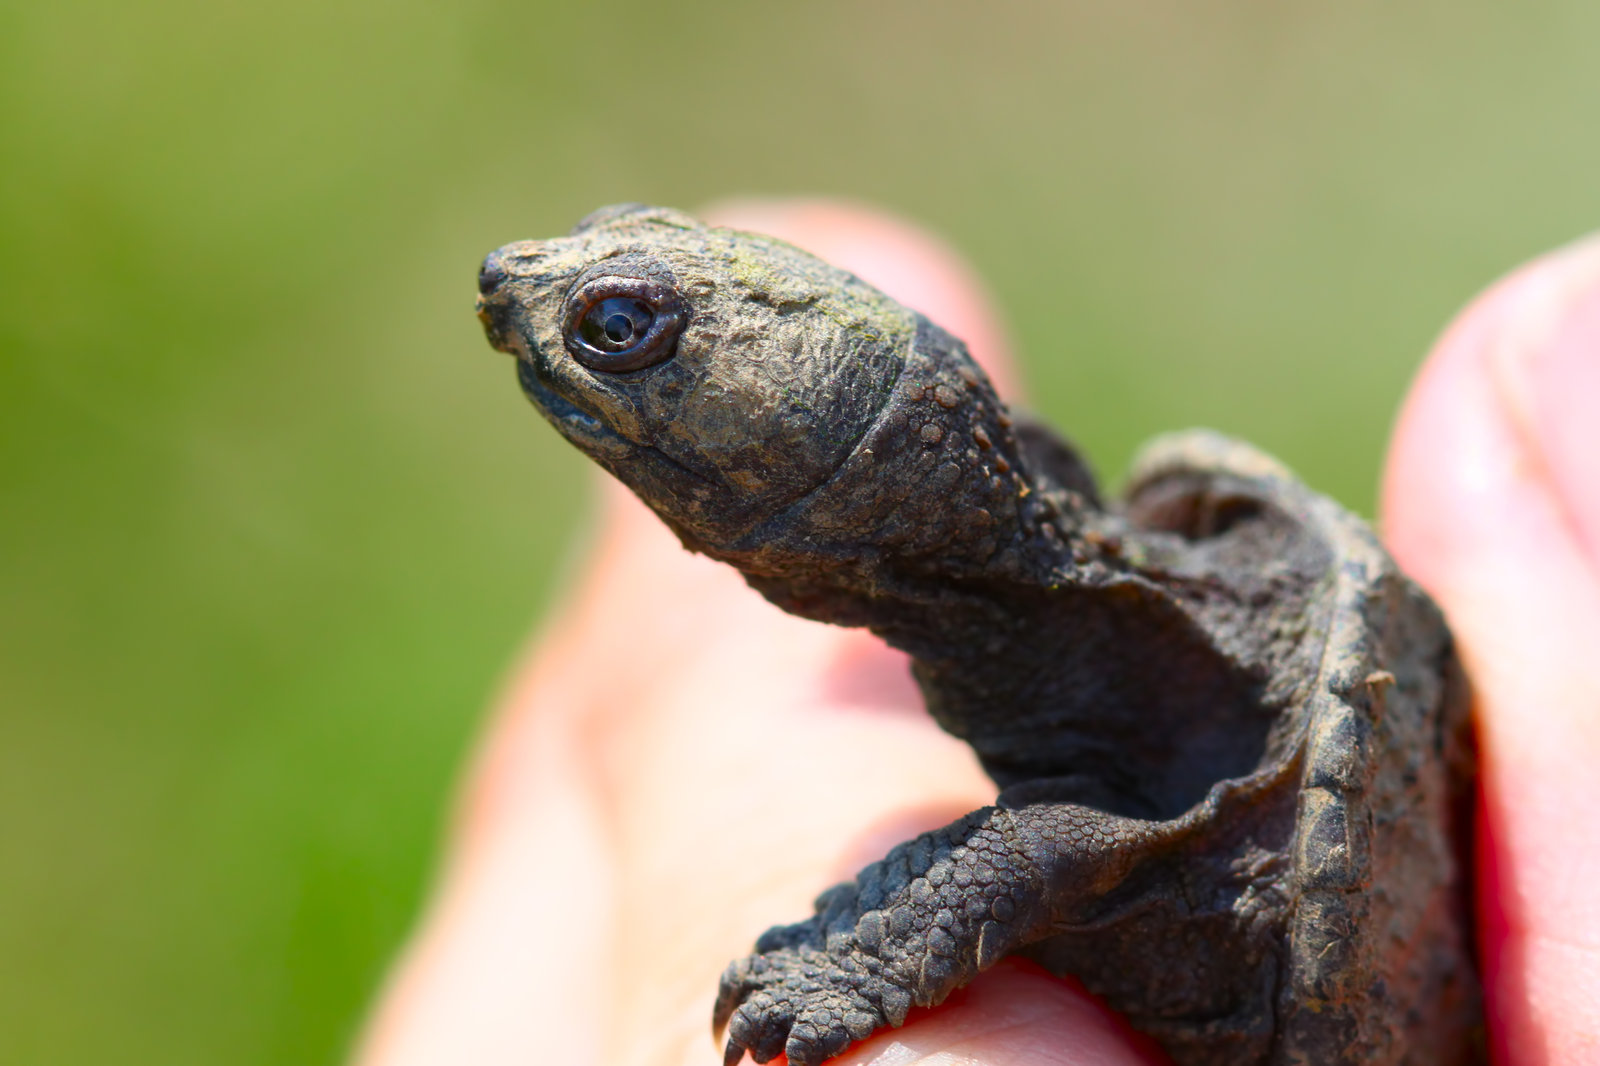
left=564, top=280, right=685, bottom=373
left=579, top=297, right=655, bottom=353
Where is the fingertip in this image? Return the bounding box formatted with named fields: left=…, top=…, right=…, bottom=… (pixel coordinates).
left=1383, top=232, right=1600, bottom=593
left=1379, top=261, right=1527, bottom=597
left=1381, top=233, right=1600, bottom=679
left=1513, top=235, right=1600, bottom=569
left=833, top=963, right=1168, bottom=1066
left=701, top=198, right=1021, bottom=396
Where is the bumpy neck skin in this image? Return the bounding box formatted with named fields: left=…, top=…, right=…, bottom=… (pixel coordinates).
left=698, top=320, right=1269, bottom=818
left=709, top=315, right=1129, bottom=621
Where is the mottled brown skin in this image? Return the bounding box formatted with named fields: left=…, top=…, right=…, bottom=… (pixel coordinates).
left=475, top=205, right=1483, bottom=1066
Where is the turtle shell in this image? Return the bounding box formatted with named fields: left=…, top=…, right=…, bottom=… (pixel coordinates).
left=1118, top=432, right=1482, bottom=1064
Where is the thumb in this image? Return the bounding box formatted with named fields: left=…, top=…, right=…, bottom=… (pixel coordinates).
left=1382, top=235, right=1600, bottom=1064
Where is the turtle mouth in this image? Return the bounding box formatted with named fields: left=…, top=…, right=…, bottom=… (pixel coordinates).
left=515, top=350, right=731, bottom=541
left=515, top=356, right=635, bottom=460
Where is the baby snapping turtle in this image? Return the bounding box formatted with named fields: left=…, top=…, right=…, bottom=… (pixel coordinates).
left=475, top=205, right=1481, bottom=1065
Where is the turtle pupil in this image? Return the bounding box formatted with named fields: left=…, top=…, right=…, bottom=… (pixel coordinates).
left=579, top=296, right=655, bottom=353
left=604, top=313, right=633, bottom=343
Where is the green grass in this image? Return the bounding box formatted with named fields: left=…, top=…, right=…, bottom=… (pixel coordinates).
left=3, top=2, right=1597, bottom=1062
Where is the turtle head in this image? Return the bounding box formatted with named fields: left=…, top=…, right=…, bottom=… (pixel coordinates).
left=478, top=205, right=914, bottom=547
left=478, top=205, right=1042, bottom=603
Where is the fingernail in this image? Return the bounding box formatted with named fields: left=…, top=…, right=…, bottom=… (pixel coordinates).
left=1487, top=232, right=1600, bottom=567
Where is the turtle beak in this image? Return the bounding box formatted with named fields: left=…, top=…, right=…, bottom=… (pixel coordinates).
left=475, top=250, right=522, bottom=355
left=475, top=293, right=515, bottom=355
left=478, top=249, right=510, bottom=297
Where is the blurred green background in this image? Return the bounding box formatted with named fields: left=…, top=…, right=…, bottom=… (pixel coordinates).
left=2, top=2, right=1595, bottom=1063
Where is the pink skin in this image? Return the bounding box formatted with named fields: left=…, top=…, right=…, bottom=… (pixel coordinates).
left=1383, top=234, right=1600, bottom=1065
left=356, top=204, right=1600, bottom=1066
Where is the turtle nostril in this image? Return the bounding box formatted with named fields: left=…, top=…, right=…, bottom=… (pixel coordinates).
left=478, top=251, right=509, bottom=295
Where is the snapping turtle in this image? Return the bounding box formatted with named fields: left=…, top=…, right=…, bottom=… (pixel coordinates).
left=474, top=205, right=1481, bottom=1066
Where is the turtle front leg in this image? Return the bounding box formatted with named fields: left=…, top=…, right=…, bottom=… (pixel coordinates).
left=714, top=803, right=1179, bottom=1066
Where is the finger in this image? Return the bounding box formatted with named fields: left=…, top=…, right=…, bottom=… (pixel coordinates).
left=1382, top=234, right=1600, bottom=1064
left=829, top=962, right=1168, bottom=1066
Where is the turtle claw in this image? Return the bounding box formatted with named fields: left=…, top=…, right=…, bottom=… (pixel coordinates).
left=713, top=947, right=903, bottom=1066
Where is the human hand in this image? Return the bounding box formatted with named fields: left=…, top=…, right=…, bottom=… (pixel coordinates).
left=1383, top=233, right=1600, bottom=1065
left=356, top=204, right=1600, bottom=1066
